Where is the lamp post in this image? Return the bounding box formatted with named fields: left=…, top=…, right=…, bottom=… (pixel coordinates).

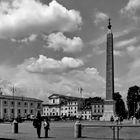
left=11, top=85, right=18, bottom=133
left=12, top=85, right=16, bottom=120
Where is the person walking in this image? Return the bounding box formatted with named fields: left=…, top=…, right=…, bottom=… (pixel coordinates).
left=33, top=111, right=42, bottom=138
left=43, top=117, right=50, bottom=138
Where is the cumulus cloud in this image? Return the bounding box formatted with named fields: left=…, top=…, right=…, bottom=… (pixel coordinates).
left=94, top=10, right=108, bottom=25
left=43, top=32, right=83, bottom=52
left=20, top=55, right=84, bottom=73
left=11, top=34, right=38, bottom=43
left=120, top=0, right=140, bottom=15
left=0, top=64, right=105, bottom=100
left=0, top=0, right=82, bottom=38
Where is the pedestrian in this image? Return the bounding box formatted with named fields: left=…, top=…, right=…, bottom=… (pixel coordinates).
left=43, top=117, right=50, bottom=138
left=33, top=111, right=42, bottom=138
left=110, top=116, right=114, bottom=123
left=115, top=116, right=119, bottom=124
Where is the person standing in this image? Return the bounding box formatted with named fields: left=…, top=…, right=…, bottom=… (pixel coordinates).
left=43, top=117, right=50, bottom=138
left=33, top=111, right=42, bottom=138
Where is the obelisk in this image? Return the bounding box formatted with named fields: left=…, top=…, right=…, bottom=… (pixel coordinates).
left=102, top=19, right=115, bottom=121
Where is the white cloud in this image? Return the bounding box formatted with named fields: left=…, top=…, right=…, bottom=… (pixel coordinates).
left=0, top=0, right=82, bottom=38
left=115, top=37, right=138, bottom=48
left=120, top=0, right=140, bottom=22
left=121, top=0, right=140, bottom=15
left=114, top=29, right=132, bottom=38
left=11, top=34, right=38, bottom=43
left=94, top=10, right=108, bottom=25
left=43, top=32, right=83, bottom=52
left=0, top=65, right=105, bottom=100
left=114, top=50, right=123, bottom=56
left=89, top=34, right=106, bottom=46
left=127, top=45, right=135, bottom=52
left=20, top=55, right=84, bottom=73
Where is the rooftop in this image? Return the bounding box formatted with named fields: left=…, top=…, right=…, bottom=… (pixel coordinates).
left=0, top=94, right=43, bottom=102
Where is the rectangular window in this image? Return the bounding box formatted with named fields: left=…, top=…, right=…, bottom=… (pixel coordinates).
left=31, top=109, right=33, bottom=114
left=11, top=101, right=15, bottom=106
left=24, top=102, right=27, bottom=106
left=3, top=101, right=8, bottom=106
left=11, top=109, right=14, bottom=114
left=53, top=99, right=55, bottom=103
left=18, top=102, right=21, bottom=106
left=4, top=108, right=7, bottom=114
left=18, top=109, right=21, bottom=114
left=37, top=103, right=40, bottom=108
left=30, top=103, right=33, bottom=107
left=24, top=109, right=27, bottom=114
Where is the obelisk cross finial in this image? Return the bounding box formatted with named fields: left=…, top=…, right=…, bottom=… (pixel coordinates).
left=108, top=18, right=112, bottom=29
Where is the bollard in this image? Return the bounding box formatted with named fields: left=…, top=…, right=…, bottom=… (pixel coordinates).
left=12, top=120, right=18, bottom=133
left=74, top=121, right=82, bottom=138
left=133, top=117, right=137, bottom=125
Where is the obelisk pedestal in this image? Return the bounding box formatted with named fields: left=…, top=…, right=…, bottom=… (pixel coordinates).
left=101, top=19, right=115, bottom=121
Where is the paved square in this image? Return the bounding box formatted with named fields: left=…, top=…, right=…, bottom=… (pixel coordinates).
left=0, top=121, right=140, bottom=140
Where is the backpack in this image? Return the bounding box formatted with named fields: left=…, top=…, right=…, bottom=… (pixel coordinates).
left=33, top=118, right=38, bottom=128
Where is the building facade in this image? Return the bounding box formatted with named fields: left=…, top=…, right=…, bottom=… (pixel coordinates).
left=43, top=93, right=93, bottom=120
left=91, top=102, right=104, bottom=120
left=0, top=94, right=43, bottom=120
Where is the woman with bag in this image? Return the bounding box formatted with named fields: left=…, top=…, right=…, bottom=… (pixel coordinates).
left=43, top=117, right=50, bottom=138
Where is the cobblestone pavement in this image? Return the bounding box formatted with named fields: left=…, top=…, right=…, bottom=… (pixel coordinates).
left=0, top=120, right=139, bottom=140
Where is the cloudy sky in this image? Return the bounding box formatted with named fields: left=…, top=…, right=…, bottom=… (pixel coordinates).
left=0, top=0, right=140, bottom=100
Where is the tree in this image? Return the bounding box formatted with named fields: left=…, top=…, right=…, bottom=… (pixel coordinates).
left=113, top=92, right=127, bottom=118
left=127, top=85, right=140, bottom=118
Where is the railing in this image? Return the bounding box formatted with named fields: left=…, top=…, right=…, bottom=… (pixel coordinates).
left=74, top=121, right=140, bottom=140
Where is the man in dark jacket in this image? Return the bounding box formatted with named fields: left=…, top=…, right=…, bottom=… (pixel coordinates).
left=34, top=111, right=42, bottom=138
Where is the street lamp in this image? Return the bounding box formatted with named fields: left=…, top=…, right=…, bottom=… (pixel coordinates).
left=12, top=85, right=16, bottom=121
left=11, top=85, right=18, bottom=134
